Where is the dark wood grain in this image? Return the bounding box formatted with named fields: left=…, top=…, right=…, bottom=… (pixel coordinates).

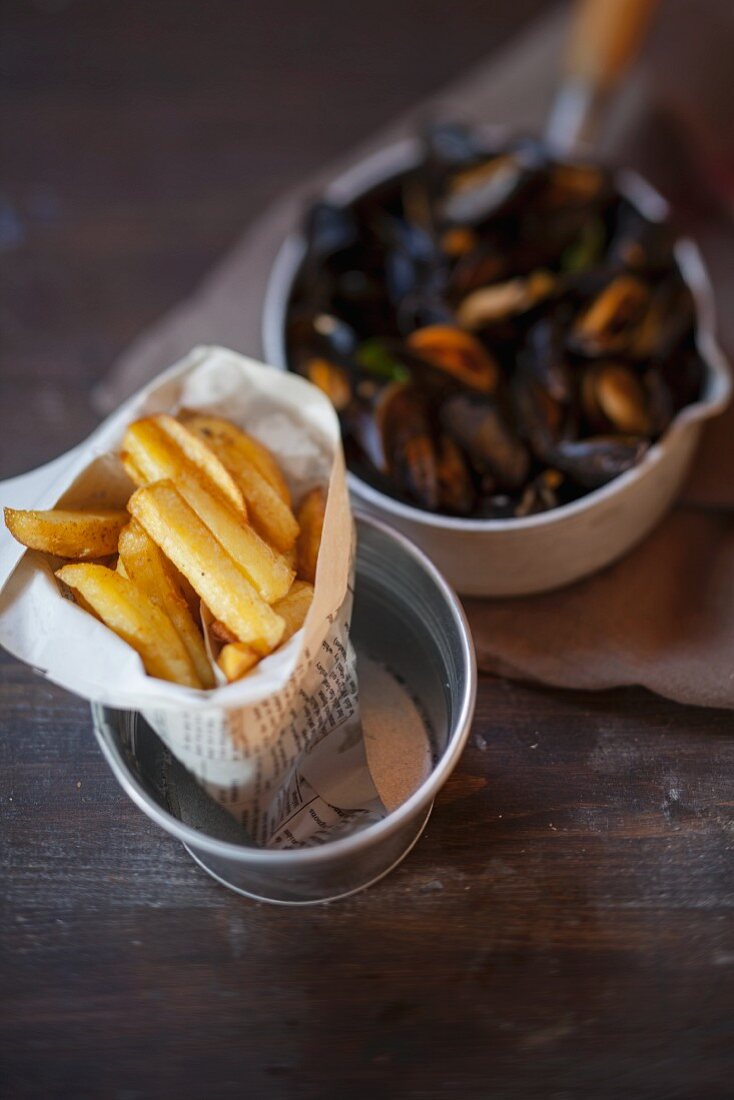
left=1, top=2, right=733, bottom=1098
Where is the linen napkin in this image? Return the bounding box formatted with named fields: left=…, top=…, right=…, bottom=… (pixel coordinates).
left=97, top=2, right=734, bottom=708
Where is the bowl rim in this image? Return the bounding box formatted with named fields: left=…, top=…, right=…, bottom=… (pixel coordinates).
left=91, top=512, right=478, bottom=865
left=262, top=132, right=731, bottom=535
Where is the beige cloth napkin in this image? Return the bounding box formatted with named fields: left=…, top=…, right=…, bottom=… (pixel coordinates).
left=98, top=3, right=734, bottom=709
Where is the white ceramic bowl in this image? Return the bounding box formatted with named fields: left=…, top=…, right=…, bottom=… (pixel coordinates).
left=263, top=137, right=731, bottom=597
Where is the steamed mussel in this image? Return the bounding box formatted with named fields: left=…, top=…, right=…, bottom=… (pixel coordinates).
left=286, top=124, right=705, bottom=519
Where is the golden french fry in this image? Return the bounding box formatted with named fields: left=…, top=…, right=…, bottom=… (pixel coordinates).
left=174, top=478, right=293, bottom=603
left=118, top=520, right=215, bottom=689
left=296, top=487, right=326, bottom=583
left=55, top=563, right=202, bottom=687
left=181, top=413, right=291, bottom=505
left=124, top=417, right=247, bottom=519
left=116, top=556, right=128, bottom=577
left=217, top=642, right=260, bottom=683
left=178, top=416, right=298, bottom=552
left=211, top=620, right=239, bottom=645
left=228, top=460, right=298, bottom=554
left=123, top=419, right=294, bottom=602
left=121, top=452, right=146, bottom=488
left=170, top=564, right=200, bottom=619
left=273, top=581, right=314, bottom=644
left=128, top=482, right=284, bottom=655
left=4, top=507, right=128, bottom=560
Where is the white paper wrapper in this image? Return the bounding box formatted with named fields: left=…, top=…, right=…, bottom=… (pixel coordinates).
left=0, top=347, right=384, bottom=847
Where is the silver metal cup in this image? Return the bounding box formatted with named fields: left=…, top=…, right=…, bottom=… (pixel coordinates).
left=91, top=514, right=477, bottom=904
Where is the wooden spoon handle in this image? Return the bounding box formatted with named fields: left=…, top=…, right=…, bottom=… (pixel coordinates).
left=546, top=0, right=660, bottom=153
left=565, top=0, right=660, bottom=92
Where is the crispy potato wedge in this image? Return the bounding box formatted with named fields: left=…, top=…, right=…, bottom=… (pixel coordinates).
left=273, top=580, right=314, bottom=644
left=296, top=487, right=326, bottom=584
left=181, top=413, right=291, bottom=505
left=118, top=520, right=215, bottom=689
left=4, top=507, right=128, bottom=559
left=217, top=642, right=260, bottom=683
left=128, top=482, right=284, bottom=655
left=123, top=420, right=294, bottom=602
left=124, top=417, right=247, bottom=519
left=55, top=563, right=202, bottom=687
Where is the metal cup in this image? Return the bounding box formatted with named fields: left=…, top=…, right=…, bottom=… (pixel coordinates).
left=91, top=514, right=477, bottom=905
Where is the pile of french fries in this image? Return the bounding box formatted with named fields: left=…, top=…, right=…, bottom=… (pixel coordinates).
left=3, top=412, right=326, bottom=689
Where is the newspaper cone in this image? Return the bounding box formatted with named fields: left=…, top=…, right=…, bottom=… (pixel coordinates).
left=0, top=347, right=384, bottom=847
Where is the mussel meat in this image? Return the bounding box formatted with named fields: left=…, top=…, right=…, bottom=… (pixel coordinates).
left=407, top=325, right=499, bottom=394
left=581, top=363, right=651, bottom=436
left=305, top=358, right=352, bottom=412
left=456, top=270, right=556, bottom=330
left=569, top=274, right=650, bottom=356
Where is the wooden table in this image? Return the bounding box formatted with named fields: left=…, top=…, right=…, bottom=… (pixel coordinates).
left=1, top=3, right=732, bottom=1097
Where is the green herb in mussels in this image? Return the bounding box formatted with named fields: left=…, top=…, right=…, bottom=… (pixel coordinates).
left=356, top=339, right=410, bottom=382
left=561, top=217, right=606, bottom=274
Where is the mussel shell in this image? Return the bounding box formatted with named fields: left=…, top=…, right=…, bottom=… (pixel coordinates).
left=303, top=201, right=360, bottom=264
left=436, top=434, right=476, bottom=515
left=512, top=365, right=569, bottom=461
left=608, top=202, right=677, bottom=276
left=351, top=381, right=440, bottom=511
left=550, top=436, right=649, bottom=488
left=519, top=312, right=574, bottom=405
left=441, top=392, right=530, bottom=490
left=396, top=292, right=456, bottom=334
left=422, top=121, right=484, bottom=170
left=287, top=309, right=359, bottom=364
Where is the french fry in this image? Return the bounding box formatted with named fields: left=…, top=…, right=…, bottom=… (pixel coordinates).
left=55, top=563, right=202, bottom=688
left=156, top=414, right=250, bottom=517
left=210, top=620, right=238, bottom=644
left=181, top=413, right=291, bottom=505
left=128, top=481, right=285, bottom=655
left=273, top=581, right=314, bottom=644
left=217, top=642, right=260, bottom=683
left=296, top=487, right=326, bottom=583
left=118, top=520, right=215, bottom=689
left=4, top=507, right=128, bottom=560
left=121, top=452, right=146, bottom=488
left=124, top=417, right=247, bottom=519
left=123, top=419, right=294, bottom=602
left=174, top=478, right=294, bottom=603
left=116, top=557, right=128, bottom=577
left=227, top=460, right=298, bottom=555
left=178, top=416, right=298, bottom=552
left=170, top=564, right=201, bottom=619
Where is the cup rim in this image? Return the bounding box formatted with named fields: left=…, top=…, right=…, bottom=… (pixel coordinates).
left=261, top=133, right=731, bottom=536
left=91, top=512, right=478, bottom=865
